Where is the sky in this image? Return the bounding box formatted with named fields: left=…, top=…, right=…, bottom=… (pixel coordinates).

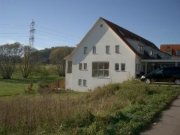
left=0, top=0, right=180, bottom=49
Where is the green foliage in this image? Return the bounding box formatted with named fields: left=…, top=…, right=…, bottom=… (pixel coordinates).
left=0, top=80, right=179, bottom=134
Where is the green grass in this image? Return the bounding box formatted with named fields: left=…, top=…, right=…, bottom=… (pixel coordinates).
left=0, top=80, right=179, bottom=135
left=0, top=65, right=63, bottom=96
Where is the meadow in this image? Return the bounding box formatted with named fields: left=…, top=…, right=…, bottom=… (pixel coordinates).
left=0, top=79, right=179, bottom=135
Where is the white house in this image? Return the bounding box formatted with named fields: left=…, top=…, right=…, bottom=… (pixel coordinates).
left=65, top=17, right=172, bottom=91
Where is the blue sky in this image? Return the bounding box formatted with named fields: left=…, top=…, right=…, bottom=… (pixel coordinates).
left=0, top=0, right=180, bottom=49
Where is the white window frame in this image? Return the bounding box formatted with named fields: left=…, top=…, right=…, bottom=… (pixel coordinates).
left=93, top=46, right=96, bottom=54
left=83, top=80, right=87, bottom=86
left=78, top=79, right=82, bottom=86
left=84, top=63, right=87, bottom=70
left=106, top=45, right=110, bottom=54
left=79, top=63, right=82, bottom=70
left=115, top=45, right=120, bottom=54
left=121, top=63, right=126, bottom=71
left=92, top=62, right=109, bottom=77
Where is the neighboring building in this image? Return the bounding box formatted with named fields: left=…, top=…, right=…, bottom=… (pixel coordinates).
left=160, top=44, right=180, bottom=58
left=65, top=17, right=178, bottom=91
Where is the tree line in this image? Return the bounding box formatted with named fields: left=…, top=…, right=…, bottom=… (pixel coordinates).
left=0, top=42, right=74, bottom=79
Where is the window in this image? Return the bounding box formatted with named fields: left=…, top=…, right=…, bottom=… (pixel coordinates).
left=79, top=63, right=82, bottom=70
left=84, top=63, right=87, bottom=70
left=150, top=50, right=153, bottom=56
left=176, top=50, right=180, bottom=56
left=84, top=47, right=87, bottom=54
left=92, top=62, right=109, bottom=77
left=106, top=45, right=110, bottom=54
left=78, top=79, right=82, bottom=86
left=115, top=45, right=120, bottom=53
left=115, top=63, right=119, bottom=71
left=139, top=45, right=144, bottom=53
left=67, top=61, right=72, bottom=73
left=93, top=46, right=96, bottom=54
left=121, top=63, right=126, bottom=71
left=83, top=80, right=87, bottom=86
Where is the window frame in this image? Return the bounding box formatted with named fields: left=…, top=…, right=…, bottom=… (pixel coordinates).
left=78, top=79, right=82, bottom=86
left=93, top=46, right=96, bottom=54
left=67, top=61, right=72, bottom=73
left=83, top=80, right=87, bottom=86
left=92, top=62, right=109, bottom=77
left=115, top=45, right=120, bottom=54
left=121, top=63, right=126, bottom=71
left=106, top=45, right=110, bottom=54
left=84, top=63, right=87, bottom=70
left=79, top=63, right=82, bottom=70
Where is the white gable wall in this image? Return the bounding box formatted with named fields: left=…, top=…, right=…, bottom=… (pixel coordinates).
left=66, top=19, right=137, bottom=91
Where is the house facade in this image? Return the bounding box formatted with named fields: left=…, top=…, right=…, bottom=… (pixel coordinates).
left=65, top=18, right=172, bottom=91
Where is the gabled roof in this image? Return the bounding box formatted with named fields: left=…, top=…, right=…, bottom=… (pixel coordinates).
left=101, top=17, right=160, bottom=58
left=65, top=17, right=163, bottom=60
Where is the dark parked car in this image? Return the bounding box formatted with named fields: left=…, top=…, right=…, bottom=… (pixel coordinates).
left=141, top=66, right=180, bottom=84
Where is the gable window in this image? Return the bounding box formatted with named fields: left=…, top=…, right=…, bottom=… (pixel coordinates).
left=79, top=63, right=82, bottom=70
left=121, top=63, right=126, bottom=71
left=84, top=47, right=87, bottom=54
left=84, top=63, right=87, bottom=70
left=67, top=61, right=72, bottom=73
left=115, top=63, right=119, bottom=71
left=150, top=50, right=153, bottom=56
left=115, top=45, right=120, bottom=53
left=139, top=45, right=144, bottom=53
left=78, top=79, right=82, bottom=86
left=92, top=62, right=109, bottom=77
left=83, top=80, right=87, bottom=86
left=106, top=45, right=110, bottom=54
left=93, top=46, right=96, bottom=54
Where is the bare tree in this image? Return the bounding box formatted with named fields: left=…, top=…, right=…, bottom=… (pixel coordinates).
left=0, top=43, right=23, bottom=79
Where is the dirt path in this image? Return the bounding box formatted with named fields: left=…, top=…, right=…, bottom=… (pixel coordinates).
left=141, top=96, right=180, bottom=135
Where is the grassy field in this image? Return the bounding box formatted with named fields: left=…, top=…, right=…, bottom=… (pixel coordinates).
left=0, top=80, right=179, bottom=135
left=0, top=65, right=63, bottom=96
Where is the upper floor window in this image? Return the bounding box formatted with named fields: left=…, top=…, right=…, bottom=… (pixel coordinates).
left=84, top=47, right=87, bottom=54
left=149, top=50, right=153, bottom=56
left=139, top=45, right=144, bottom=53
left=106, top=45, right=110, bottom=54
left=115, top=45, right=120, bottom=53
left=67, top=61, right=72, bottom=73
left=79, top=63, right=82, bottom=70
left=176, top=50, right=180, bottom=56
left=93, top=46, right=96, bottom=54
left=84, top=63, right=87, bottom=70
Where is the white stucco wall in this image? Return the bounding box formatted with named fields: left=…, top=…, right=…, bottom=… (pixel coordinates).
left=65, top=19, right=136, bottom=91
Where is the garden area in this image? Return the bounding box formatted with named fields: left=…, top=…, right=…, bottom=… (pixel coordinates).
left=0, top=80, right=179, bottom=135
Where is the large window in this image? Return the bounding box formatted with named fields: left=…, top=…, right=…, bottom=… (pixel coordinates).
left=67, top=61, right=72, bottom=73
left=106, top=45, right=110, bottom=54
left=92, top=62, right=109, bottom=77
